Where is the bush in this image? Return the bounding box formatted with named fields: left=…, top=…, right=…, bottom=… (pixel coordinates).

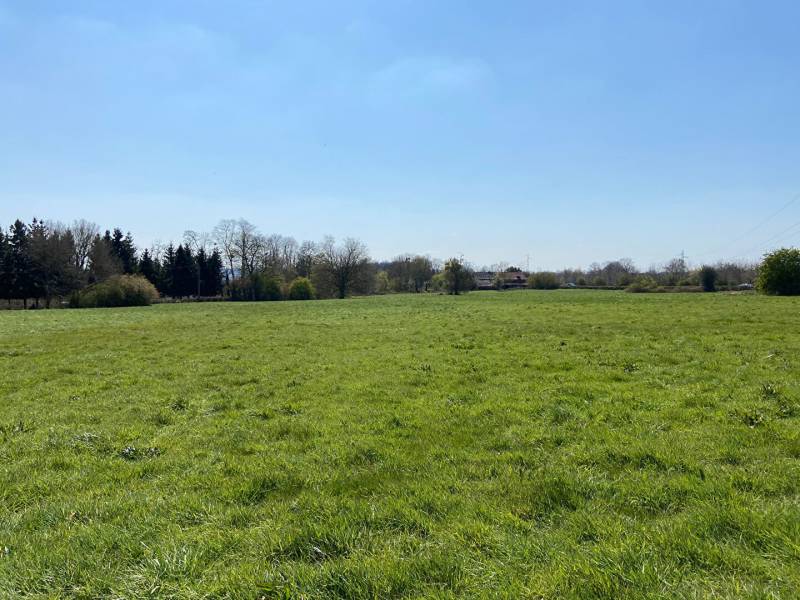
left=253, top=273, right=282, bottom=301
left=699, top=266, right=718, bottom=292
left=229, top=273, right=283, bottom=301
left=288, top=277, right=315, bottom=300
left=757, top=248, right=800, bottom=295
left=72, top=275, right=159, bottom=308
left=528, top=272, right=560, bottom=290
left=626, top=276, right=659, bottom=293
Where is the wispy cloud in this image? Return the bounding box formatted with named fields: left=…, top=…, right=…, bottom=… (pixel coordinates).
left=369, top=56, right=491, bottom=100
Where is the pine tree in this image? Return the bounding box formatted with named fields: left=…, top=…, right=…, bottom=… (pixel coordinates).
left=121, top=232, right=138, bottom=273
left=110, top=228, right=137, bottom=273
left=195, top=247, right=207, bottom=297
left=28, top=220, right=80, bottom=307
left=138, top=249, right=160, bottom=288
left=0, top=228, right=11, bottom=305
left=88, top=234, right=121, bottom=283
left=159, top=244, right=177, bottom=297
left=205, top=248, right=224, bottom=296
left=173, top=244, right=197, bottom=298
left=9, top=220, right=33, bottom=307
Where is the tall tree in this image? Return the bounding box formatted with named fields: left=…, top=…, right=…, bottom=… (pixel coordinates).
left=313, top=236, right=370, bottom=299
left=28, top=220, right=80, bottom=308
left=69, top=219, right=99, bottom=272
left=0, top=229, right=11, bottom=305
left=295, top=240, right=316, bottom=278
left=9, top=220, right=34, bottom=307
left=233, top=219, right=262, bottom=279
left=88, top=234, right=121, bottom=283
left=159, top=244, right=177, bottom=296
left=212, top=219, right=238, bottom=283
left=200, top=248, right=224, bottom=296
left=173, top=244, right=197, bottom=298
left=138, top=249, right=160, bottom=288
left=184, top=230, right=213, bottom=296
left=443, top=258, right=474, bottom=295
left=110, top=228, right=137, bottom=273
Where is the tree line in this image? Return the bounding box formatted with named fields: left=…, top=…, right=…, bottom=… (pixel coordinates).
left=0, top=216, right=775, bottom=308
left=0, top=217, right=419, bottom=307
left=520, top=257, right=758, bottom=291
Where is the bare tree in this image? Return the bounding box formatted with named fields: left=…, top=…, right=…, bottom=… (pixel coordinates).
left=296, top=240, right=316, bottom=278
left=183, top=229, right=212, bottom=254
left=314, top=236, right=370, bottom=299
left=69, top=219, right=99, bottom=272
left=281, top=236, right=298, bottom=276
left=262, top=233, right=283, bottom=273
left=664, top=257, right=688, bottom=286
left=233, top=219, right=262, bottom=278
left=149, top=239, right=167, bottom=262
left=212, top=219, right=239, bottom=282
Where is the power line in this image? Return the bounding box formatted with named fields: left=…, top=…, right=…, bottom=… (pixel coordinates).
left=693, top=193, right=800, bottom=259
left=737, top=217, right=800, bottom=258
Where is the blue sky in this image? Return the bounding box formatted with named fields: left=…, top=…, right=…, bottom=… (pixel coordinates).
left=1, top=1, right=799, bottom=269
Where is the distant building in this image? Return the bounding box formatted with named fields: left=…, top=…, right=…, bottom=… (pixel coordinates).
left=498, top=271, right=527, bottom=289
left=474, top=272, right=495, bottom=290
left=474, top=270, right=528, bottom=290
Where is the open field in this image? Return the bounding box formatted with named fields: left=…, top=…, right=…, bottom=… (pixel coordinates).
left=1, top=291, right=799, bottom=599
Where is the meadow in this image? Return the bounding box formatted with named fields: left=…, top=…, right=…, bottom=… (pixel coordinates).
left=1, top=291, right=799, bottom=599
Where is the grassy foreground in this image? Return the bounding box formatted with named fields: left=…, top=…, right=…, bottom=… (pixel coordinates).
left=1, top=291, right=799, bottom=599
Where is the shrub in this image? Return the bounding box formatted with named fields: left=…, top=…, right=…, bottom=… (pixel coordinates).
left=757, top=248, right=800, bottom=296
left=374, top=271, right=390, bottom=295
left=288, top=277, right=315, bottom=300
left=626, top=276, right=658, bottom=293
left=528, top=272, right=560, bottom=290
left=430, top=272, right=447, bottom=293
left=72, top=275, right=159, bottom=308
left=228, top=274, right=283, bottom=301
left=699, top=266, right=718, bottom=292
left=253, top=273, right=282, bottom=301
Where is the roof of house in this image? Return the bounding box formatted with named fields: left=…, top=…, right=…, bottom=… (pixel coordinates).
left=497, top=271, right=526, bottom=281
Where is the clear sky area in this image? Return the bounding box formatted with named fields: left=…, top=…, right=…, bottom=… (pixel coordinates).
left=1, top=1, right=799, bottom=269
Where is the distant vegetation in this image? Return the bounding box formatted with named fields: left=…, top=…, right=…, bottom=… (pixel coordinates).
left=528, top=272, right=561, bottom=290
left=757, top=248, right=800, bottom=296
left=0, top=216, right=790, bottom=308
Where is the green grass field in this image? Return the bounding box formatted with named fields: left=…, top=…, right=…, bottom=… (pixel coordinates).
left=1, top=291, right=799, bottom=599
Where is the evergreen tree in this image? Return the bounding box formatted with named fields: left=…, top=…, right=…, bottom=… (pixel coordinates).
left=195, top=247, right=208, bottom=297
left=122, top=232, right=138, bottom=273
left=159, top=244, right=176, bottom=297
left=173, top=244, right=197, bottom=298
left=9, top=220, right=33, bottom=306
left=28, top=220, right=80, bottom=307
left=88, top=234, right=121, bottom=283
left=138, top=249, right=160, bottom=288
left=204, top=248, right=224, bottom=296
left=0, top=228, right=11, bottom=305
left=110, top=228, right=137, bottom=273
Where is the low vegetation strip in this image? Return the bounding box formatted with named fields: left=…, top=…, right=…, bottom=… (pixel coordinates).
left=1, top=291, right=799, bottom=598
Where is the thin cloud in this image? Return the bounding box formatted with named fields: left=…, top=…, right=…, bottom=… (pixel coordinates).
left=369, top=56, right=491, bottom=100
